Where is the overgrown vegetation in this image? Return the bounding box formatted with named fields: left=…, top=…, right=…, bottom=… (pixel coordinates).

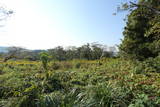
left=0, top=58, right=160, bottom=107
left=0, top=0, right=160, bottom=106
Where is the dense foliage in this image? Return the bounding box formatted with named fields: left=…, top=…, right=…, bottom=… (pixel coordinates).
left=0, top=58, right=160, bottom=107
left=0, top=43, right=117, bottom=61
left=48, top=43, right=116, bottom=61
left=119, top=0, right=160, bottom=60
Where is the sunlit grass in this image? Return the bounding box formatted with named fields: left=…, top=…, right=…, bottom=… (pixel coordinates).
left=0, top=58, right=160, bottom=107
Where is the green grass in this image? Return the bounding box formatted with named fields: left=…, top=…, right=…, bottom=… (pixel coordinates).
left=0, top=58, right=160, bottom=107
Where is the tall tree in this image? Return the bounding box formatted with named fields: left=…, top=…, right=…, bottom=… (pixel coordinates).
left=91, top=43, right=103, bottom=59
left=119, top=0, right=160, bottom=60
left=79, top=43, right=92, bottom=60
left=48, top=46, right=66, bottom=61
left=3, top=47, right=25, bottom=62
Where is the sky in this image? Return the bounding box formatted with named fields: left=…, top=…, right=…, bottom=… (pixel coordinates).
left=0, top=0, right=128, bottom=49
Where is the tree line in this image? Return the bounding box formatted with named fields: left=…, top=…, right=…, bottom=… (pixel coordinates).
left=0, top=43, right=117, bottom=62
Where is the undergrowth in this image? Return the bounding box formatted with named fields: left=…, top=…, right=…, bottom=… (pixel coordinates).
left=0, top=58, right=160, bottom=107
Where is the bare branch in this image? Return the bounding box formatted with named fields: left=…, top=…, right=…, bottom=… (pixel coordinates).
left=130, top=1, right=160, bottom=15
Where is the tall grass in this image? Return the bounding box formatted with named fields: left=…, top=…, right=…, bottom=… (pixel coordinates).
left=0, top=58, right=160, bottom=107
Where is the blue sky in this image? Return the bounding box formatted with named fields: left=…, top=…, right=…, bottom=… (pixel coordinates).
left=0, top=0, right=128, bottom=49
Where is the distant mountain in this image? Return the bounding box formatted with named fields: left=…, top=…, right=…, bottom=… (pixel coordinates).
left=0, top=46, right=45, bottom=53
left=0, top=46, right=8, bottom=53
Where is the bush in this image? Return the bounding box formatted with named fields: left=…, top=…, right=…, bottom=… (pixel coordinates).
left=75, top=62, right=81, bottom=69
left=15, top=84, right=40, bottom=107
left=50, top=62, right=61, bottom=70
left=40, top=52, right=49, bottom=70
left=129, top=94, right=160, bottom=107
left=134, top=56, right=160, bottom=73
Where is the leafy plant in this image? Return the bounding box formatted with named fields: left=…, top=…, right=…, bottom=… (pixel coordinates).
left=40, top=52, right=49, bottom=70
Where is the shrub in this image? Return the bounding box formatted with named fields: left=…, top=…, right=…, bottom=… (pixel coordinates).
left=16, top=84, right=40, bottom=107
left=50, top=62, right=61, bottom=70
left=129, top=94, right=160, bottom=107
left=75, top=62, right=81, bottom=68
left=134, top=56, right=160, bottom=73
left=40, top=52, right=49, bottom=70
